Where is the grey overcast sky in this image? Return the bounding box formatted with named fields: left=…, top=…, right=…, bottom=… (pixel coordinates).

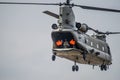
left=0, top=0, right=120, bottom=80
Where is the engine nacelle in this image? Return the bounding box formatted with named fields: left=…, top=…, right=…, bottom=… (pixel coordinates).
left=80, top=23, right=88, bottom=33
left=76, top=22, right=81, bottom=29
left=51, top=24, right=58, bottom=29
left=76, top=23, right=88, bottom=33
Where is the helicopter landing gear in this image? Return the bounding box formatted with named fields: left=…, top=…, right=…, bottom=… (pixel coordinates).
left=52, top=52, right=56, bottom=61
left=72, top=61, right=79, bottom=72
left=100, top=64, right=107, bottom=71
left=52, top=55, right=56, bottom=61
left=82, top=50, right=87, bottom=60
left=83, top=53, right=86, bottom=60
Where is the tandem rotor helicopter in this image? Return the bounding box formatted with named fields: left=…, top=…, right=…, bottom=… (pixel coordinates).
left=1, top=0, right=120, bottom=72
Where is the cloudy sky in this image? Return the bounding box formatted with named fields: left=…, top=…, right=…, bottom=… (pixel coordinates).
left=0, top=0, right=120, bottom=80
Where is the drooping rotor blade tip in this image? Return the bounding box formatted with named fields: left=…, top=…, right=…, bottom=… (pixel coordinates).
left=75, top=4, right=120, bottom=13
left=105, top=32, right=120, bottom=35
left=88, top=27, right=120, bottom=35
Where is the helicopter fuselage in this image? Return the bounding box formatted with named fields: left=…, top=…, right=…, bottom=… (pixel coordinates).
left=50, top=5, right=113, bottom=71
left=0, top=0, right=120, bottom=72
left=52, top=29, right=112, bottom=66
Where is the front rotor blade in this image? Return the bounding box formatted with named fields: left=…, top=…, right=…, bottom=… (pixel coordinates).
left=75, top=4, right=120, bottom=13
left=0, top=2, right=60, bottom=6
left=43, top=11, right=59, bottom=19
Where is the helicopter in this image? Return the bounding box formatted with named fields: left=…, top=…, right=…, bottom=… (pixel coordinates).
left=0, top=0, right=120, bottom=72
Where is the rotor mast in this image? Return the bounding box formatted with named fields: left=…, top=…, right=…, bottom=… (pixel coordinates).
left=59, top=0, right=75, bottom=30
left=66, top=0, right=70, bottom=5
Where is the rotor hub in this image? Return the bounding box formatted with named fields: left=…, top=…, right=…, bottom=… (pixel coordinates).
left=66, top=0, right=70, bottom=4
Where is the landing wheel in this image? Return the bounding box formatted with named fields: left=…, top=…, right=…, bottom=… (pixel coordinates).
left=100, top=65, right=107, bottom=71
left=100, top=65, right=104, bottom=71
left=72, top=62, right=79, bottom=72
left=72, top=65, right=79, bottom=72
left=72, top=65, right=76, bottom=72
left=52, top=55, right=56, bottom=61
left=104, top=65, right=107, bottom=71
left=75, top=65, right=79, bottom=71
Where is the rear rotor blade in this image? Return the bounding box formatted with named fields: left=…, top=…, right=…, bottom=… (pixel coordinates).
left=75, top=4, right=120, bottom=13
left=88, top=27, right=104, bottom=34
left=104, top=32, right=120, bottom=35
left=88, top=27, right=120, bottom=35
left=0, top=2, right=60, bottom=6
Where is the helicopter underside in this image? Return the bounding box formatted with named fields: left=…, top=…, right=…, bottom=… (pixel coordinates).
left=53, top=48, right=110, bottom=66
